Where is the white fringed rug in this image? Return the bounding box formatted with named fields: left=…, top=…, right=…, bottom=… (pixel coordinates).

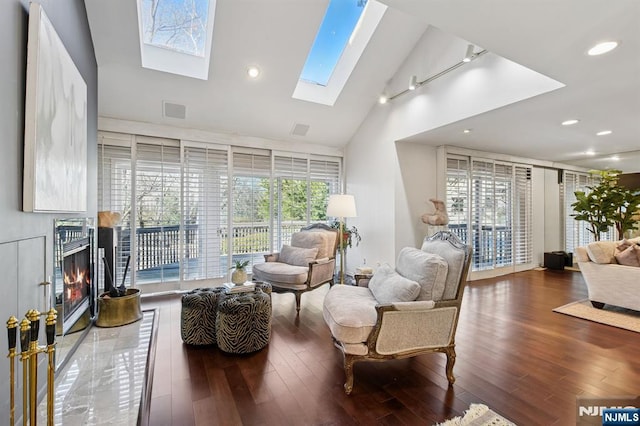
left=436, top=404, right=516, bottom=426
left=553, top=299, right=640, bottom=332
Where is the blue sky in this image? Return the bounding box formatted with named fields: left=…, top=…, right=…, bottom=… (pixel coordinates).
left=300, top=0, right=366, bottom=86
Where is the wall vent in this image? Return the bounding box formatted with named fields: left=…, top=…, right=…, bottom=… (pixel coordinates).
left=291, top=123, right=310, bottom=136
left=163, top=101, right=186, bottom=119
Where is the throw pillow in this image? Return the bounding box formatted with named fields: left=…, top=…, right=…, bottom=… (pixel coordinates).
left=368, top=263, right=421, bottom=304
left=278, top=245, right=318, bottom=267
left=614, top=244, right=640, bottom=267
left=395, top=247, right=448, bottom=301
left=616, top=239, right=633, bottom=252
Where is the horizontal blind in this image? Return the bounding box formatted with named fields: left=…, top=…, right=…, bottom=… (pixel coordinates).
left=310, top=157, right=341, bottom=221
left=97, top=141, right=133, bottom=289
left=471, top=159, right=495, bottom=270
left=136, top=141, right=181, bottom=284
left=182, top=145, right=228, bottom=280
left=446, top=156, right=470, bottom=244
left=232, top=152, right=272, bottom=271
left=273, top=155, right=309, bottom=248
left=514, top=166, right=532, bottom=265
left=493, top=163, right=513, bottom=268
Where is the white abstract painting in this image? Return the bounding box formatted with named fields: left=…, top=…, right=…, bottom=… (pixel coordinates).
left=23, top=3, right=87, bottom=212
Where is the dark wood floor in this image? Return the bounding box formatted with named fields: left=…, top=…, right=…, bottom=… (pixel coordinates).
left=142, top=270, right=640, bottom=425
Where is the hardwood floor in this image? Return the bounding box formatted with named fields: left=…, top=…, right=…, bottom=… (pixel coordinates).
left=141, top=270, right=640, bottom=425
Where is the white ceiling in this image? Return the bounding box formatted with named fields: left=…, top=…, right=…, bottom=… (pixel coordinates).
left=84, top=0, right=640, bottom=172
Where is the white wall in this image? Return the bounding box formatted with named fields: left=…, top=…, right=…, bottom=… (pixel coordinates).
left=344, top=25, right=572, bottom=277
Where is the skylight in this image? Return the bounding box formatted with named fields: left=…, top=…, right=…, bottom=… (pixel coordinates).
left=293, top=0, right=387, bottom=106
left=136, top=0, right=216, bottom=80
left=300, top=0, right=367, bottom=86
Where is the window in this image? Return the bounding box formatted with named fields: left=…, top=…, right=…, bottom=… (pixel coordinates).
left=292, top=0, right=387, bottom=105
left=561, top=170, right=611, bottom=253
left=136, top=0, right=217, bottom=80
left=182, top=143, right=228, bottom=280
left=446, top=154, right=533, bottom=273
left=98, top=133, right=341, bottom=291
left=299, top=0, right=367, bottom=86
left=231, top=150, right=272, bottom=272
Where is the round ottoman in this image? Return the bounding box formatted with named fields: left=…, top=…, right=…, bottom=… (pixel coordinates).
left=181, top=287, right=223, bottom=345
left=216, top=286, right=272, bottom=354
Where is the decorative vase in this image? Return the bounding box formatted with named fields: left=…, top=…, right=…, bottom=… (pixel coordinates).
left=231, top=269, right=247, bottom=285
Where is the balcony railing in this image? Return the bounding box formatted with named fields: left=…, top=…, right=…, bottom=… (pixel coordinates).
left=116, top=222, right=308, bottom=275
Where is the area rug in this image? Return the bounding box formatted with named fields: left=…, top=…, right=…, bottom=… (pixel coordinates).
left=553, top=299, right=640, bottom=333
left=436, top=403, right=516, bottom=426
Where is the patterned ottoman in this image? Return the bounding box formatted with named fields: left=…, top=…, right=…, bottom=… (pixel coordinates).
left=216, top=282, right=272, bottom=354
left=180, top=287, right=224, bottom=345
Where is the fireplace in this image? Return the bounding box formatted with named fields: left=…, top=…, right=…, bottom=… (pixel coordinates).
left=54, top=218, right=95, bottom=336
left=61, top=238, right=91, bottom=331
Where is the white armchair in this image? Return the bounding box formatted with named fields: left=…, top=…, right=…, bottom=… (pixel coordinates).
left=322, top=231, right=472, bottom=394
left=252, top=224, right=339, bottom=314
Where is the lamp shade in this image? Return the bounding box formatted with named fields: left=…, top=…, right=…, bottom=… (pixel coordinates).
left=327, top=194, right=357, bottom=218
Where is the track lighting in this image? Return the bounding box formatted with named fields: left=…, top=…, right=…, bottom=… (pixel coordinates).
left=408, top=75, right=417, bottom=90
left=378, top=48, right=487, bottom=104
left=463, top=44, right=475, bottom=62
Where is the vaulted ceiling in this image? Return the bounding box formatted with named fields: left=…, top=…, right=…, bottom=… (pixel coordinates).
left=84, top=0, right=640, bottom=172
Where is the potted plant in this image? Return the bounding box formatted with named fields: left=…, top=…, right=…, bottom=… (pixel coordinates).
left=230, top=259, right=250, bottom=285
left=572, top=169, right=640, bottom=240
left=329, top=220, right=362, bottom=249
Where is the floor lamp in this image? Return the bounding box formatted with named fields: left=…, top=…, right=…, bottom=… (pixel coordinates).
left=327, top=194, right=357, bottom=285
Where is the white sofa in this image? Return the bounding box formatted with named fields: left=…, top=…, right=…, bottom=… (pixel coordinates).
left=575, top=237, right=640, bottom=311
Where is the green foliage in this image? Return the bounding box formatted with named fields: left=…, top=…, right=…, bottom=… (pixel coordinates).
left=230, top=260, right=250, bottom=271
left=329, top=220, right=362, bottom=249
left=572, top=169, right=640, bottom=240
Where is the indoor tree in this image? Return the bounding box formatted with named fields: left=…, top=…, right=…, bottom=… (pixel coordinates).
left=572, top=169, right=640, bottom=240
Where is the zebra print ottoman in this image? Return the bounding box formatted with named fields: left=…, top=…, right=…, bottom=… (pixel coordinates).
left=216, top=284, right=272, bottom=354
left=180, top=287, right=223, bottom=345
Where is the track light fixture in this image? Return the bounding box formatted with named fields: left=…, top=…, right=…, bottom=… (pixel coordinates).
left=408, top=75, right=417, bottom=90
left=463, top=44, right=475, bottom=63
left=378, top=48, right=488, bottom=105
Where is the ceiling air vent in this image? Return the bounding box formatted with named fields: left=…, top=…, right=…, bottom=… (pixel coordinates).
left=163, top=101, right=186, bottom=119
left=291, top=123, right=310, bottom=137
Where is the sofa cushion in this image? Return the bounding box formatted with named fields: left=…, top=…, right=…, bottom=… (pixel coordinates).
left=251, top=262, right=309, bottom=285
left=322, top=285, right=378, bottom=344
left=614, top=244, right=640, bottom=267
left=278, top=244, right=318, bottom=266
left=396, top=247, right=448, bottom=301
left=291, top=230, right=334, bottom=259
left=368, top=263, right=420, bottom=304
left=586, top=240, right=618, bottom=264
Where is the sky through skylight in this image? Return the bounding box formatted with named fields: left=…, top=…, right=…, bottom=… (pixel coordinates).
left=141, top=0, right=210, bottom=57
left=300, top=0, right=367, bottom=86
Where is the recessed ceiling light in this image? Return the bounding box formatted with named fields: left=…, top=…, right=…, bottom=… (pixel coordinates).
left=587, top=41, right=619, bottom=56
left=611, top=155, right=620, bottom=161
left=585, top=150, right=595, bottom=156
left=247, top=66, right=260, bottom=78
left=561, top=119, right=579, bottom=126
left=596, top=130, right=612, bottom=136
left=378, top=95, right=388, bottom=104
left=463, top=129, right=471, bottom=134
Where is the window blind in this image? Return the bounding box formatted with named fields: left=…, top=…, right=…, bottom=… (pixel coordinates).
left=97, top=137, right=133, bottom=290
left=182, top=144, right=228, bottom=280
left=135, top=141, right=181, bottom=285
left=232, top=151, right=272, bottom=271
left=514, top=166, right=532, bottom=265
left=447, top=155, right=532, bottom=273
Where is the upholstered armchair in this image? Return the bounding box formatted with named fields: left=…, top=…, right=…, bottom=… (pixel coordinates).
left=252, top=224, right=339, bottom=314
left=322, top=231, right=472, bottom=394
